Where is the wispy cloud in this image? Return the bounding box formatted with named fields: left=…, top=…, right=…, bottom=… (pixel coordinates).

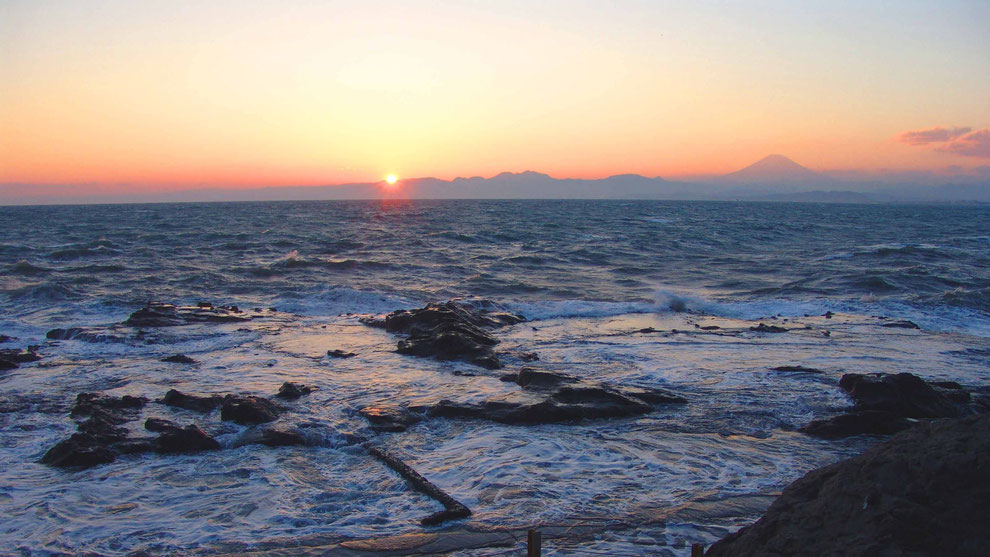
left=938, top=129, right=990, bottom=158
left=898, top=126, right=972, bottom=145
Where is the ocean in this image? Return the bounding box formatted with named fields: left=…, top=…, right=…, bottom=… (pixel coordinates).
left=1, top=199, right=988, bottom=555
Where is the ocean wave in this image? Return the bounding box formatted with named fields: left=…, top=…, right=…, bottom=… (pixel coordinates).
left=7, top=260, right=52, bottom=276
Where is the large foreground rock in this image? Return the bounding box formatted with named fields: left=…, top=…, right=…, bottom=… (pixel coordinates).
left=363, top=300, right=525, bottom=369
left=800, top=373, right=972, bottom=439
left=707, top=414, right=990, bottom=557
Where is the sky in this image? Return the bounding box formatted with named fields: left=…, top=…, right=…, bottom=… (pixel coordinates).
left=2, top=0, right=989, bottom=194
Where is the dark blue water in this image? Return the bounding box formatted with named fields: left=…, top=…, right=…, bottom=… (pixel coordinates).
left=1, top=200, right=988, bottom=334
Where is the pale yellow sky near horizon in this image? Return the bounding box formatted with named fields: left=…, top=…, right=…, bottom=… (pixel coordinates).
left=2, top=0, right=989, bottom=191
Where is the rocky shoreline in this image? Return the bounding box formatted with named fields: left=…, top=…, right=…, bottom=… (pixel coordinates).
left=11, top=299, right=990, bottom=554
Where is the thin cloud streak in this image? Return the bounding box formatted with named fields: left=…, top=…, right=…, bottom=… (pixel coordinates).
left=898, top=126, right=972, bottom=145
left=938, top=129, right=990, bottom=158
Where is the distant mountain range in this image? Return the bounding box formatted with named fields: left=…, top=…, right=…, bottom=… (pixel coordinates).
left=2, top=155, right=988, bottom=205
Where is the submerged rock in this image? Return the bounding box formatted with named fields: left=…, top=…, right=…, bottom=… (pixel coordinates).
left=124, top=302, right=252, bottom=327
left=771, top=365, right=824, bottom=373
left=71, top=393, right=148, bottom=419
left=707, top=414, right=990, bottom=557
left=364, top=300, right=525, bottom=369
left=799, top=411, right=917, bottom=439
left=220, top=395, right=282, bottom=425
left=161, top=354, right=197, bottom=364
left=160, top=389, right=224, bottom=413
left=327, top=349, right=357, bottom=359
left=749, top=323, right=788, bottom=333
left=274, top=382, right=314, bottom=400
left=45, top=327, right=128, bottom=343
left=882, top=320, right=921, bottom=329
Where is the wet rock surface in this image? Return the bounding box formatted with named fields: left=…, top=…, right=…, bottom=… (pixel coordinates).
left=220, top=395, right=283, bottom=425
left=749, top=323, right=788, bottom=333
left=0, top=348, right=41, bottom=370
left=326, top=349, right=357, bottom=359
left=161, top=389, right=225, bottom=413
left=800, top=373, right=972, bottom=438
left=361, top=368, right=686, bottom=428
left=236, top=427, right=307, bottom=447
left=161, top=354, right=197, bottom=364
left=124, top=302, right=253, bottom=327
left=363, top=301, right=525, bottom=369
left=707, top=414, right=990, bottom=557
left=274, top=382, right=314, bottom=400
left=882, top=320, right=921, bottom=329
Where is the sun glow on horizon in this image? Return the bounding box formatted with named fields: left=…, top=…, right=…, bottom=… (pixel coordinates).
left=385, top=174, right=398, bottom=185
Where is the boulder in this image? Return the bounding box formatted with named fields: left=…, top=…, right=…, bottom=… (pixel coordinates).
left=800, top=373, right=971, bottom=439
left=220, top=395, right=282, bottom=425
left=124, top=302, right=252, bottom=327
left=155, top=424, right=221, bottom=453
left=236, top=427, right=307, bottom=447
left=41, top=433, right=117, bottom=467
left=0, top=348, right=41, bottom=363
left=160, top=389, right=224, bottom=413
left=71, top=393, right=148, bottom=419
left=364, top=300, right=525, bottom=369
left=839, top=372, right=965, bottom=418
left=274, top=382, right=314, bottom=400
left=799, top=411, right=916, bottom=438
left=706, top=414, right=990, bottom=557
left=359, top=405, right=423, bottom=432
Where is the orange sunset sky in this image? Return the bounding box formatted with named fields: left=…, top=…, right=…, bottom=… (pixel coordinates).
left=2, top=0, right=989, bottom=192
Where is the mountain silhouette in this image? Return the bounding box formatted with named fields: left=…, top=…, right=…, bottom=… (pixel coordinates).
left=719, top=154, right=835, bottom=190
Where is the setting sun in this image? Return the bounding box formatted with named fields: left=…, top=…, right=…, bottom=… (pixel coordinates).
left=385, top=174, right=398, bottom=185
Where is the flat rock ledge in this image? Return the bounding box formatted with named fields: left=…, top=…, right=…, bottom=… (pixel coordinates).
left=361, top=300, right=525, bottom=369
left=360, top=368, right=686, bottom=431
left=799, top=372, right=974, bottom=439
left=706, top=413, right=990, bottom=557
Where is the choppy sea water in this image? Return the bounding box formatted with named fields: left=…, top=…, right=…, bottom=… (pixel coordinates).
left=0, top=200, right=988, bottom=555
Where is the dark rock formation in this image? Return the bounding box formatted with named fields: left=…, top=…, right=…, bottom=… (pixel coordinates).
left=160, top=389, right=224, bottom=413
left=707, top=414, right=990, bottom=557
left=359, top=405, right=423, bottom=432
left=162, top=354, right=197, bottom=364
left=0, top=348, right=41, bottom=370
left=236, top=427, right=307, bottom=447
left=799, top=410, right=916, bottom=439
left=363, top=300, right=525, bottom=369
left=45, top=327, right=128, bottom=343
left=750, top=323, right=788, bottom=333
left=800, top=373, right=971, bottom=439
left=71, top=393, right=148, bottom=419
left=41, top=433, right=118, bottom=467
left=839, top=372, right=967, bottom=418
left=155, top=424, right=221, bottom=453
left=771, top=365, right=824, bottom=373
left=370, top=446, right=472, bottom=526
left=0, top=334, right=11, bottom=343
left=429, top=368, right=685, bottom=425
left=220, top=395, right=282, bottom=425
left=145, top=417, right=179, bottom=432
left=274, top=382, right=314, bottom=400
left=124, top=302, right=252, bottom=327
left=327, top=349, right=357, bottom=359
left=882, top=320, right=921, bottom=329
